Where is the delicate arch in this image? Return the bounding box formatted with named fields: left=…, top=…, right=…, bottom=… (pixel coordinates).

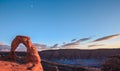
left=10, top=35, right=41, bottom=63
left=9, top=35, right=43, bottom=71
left=10, top=35, right=31, bottom=52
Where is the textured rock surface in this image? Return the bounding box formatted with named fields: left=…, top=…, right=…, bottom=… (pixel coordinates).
left=101, top=55, right=120, bottom=71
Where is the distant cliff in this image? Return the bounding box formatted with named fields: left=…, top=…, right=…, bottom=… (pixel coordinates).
left=40, top=49, right=120, bottom=60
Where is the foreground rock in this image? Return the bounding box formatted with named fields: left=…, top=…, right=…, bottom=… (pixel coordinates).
left=0, top=60, right=35, bottom=71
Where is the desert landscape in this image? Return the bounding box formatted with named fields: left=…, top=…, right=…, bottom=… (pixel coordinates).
left=0, top=35, right=120, bottom=71
left=0, top=49, right=120, bottom=71
left=0, top=0, right=120, bottom=71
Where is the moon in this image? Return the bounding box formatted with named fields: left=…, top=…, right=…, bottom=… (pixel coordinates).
left=30, top=4, right=34, bottom=8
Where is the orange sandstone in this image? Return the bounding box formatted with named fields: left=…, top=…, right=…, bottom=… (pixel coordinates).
left=9, top=35, right=43, bottom=71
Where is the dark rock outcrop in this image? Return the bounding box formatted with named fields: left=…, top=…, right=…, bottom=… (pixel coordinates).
left=101, top=55, right=120, bottom=71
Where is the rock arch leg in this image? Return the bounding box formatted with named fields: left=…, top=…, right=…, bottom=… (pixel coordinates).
left=9, top=36, right=21, bottom=60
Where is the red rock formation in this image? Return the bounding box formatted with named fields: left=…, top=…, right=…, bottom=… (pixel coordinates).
left=9, top=35, right=43, bottom=71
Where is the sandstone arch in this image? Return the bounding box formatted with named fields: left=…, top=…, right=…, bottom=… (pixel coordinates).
left=9, top=35, right=43, bottom=71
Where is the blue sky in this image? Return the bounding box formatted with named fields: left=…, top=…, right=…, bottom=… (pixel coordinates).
left=0, top=0, right=120, bottom=46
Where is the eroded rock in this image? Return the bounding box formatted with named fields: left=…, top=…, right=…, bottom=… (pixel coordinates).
left=9, top=35, right=43, bottom=71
